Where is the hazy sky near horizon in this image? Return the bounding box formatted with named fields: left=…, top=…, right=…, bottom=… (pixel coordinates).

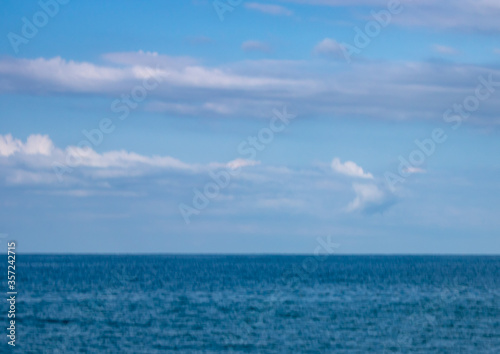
left=1, top=0, right=499, bottom=253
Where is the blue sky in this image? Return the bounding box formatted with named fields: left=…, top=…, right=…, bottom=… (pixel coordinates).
left=0, top=0, right=499, bottom=253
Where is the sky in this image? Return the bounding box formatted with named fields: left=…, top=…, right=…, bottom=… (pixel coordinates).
left=0, top=0, right=499, bottom=254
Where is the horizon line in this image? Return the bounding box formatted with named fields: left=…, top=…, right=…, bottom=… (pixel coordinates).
left=15, top=253, right=500, bottom=256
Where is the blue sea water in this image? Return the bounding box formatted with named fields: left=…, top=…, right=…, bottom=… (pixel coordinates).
left=5, top=255, right=500, bottom=352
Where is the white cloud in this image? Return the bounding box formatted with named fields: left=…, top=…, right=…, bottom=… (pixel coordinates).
left=5, top=169, right=62, bottom=185
left=313, top=38, right=345, bottom=59
left=0, top=134, right=22, bottom=157
left=1, top=53, right=500, bottom=125
left=34, top=189, right=144, bottom=198
left=146, top=102, right=199, bottom=115
left=226, top=158, right=261, bottom=170
left=331, top=158, right=373, bottom=179
left=241, top=40, right=272, bottom=53
left=0, top=54, right=314, bottom=96
left=0, top=136, right=402, bottom=218
left=0, top=56, right=128, bottom=93
left=346, top=183, right=395, bottom=213
left=403, top=167, right=426, bottom=174
left=245, top=2, right=293, bottom=16
left=146, top=101, right=234, bottom=116
left=0, top=134, right=262, bottom=185
left=23, top=134, right=54, bottom=155
left=63, top=148, right=194, bottom=170
left=0, top=134, right=53, bottom=157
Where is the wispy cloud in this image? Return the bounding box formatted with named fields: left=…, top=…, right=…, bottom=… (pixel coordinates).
left=0, top=134, right=399, bottom=219
left=245, top=2, right=293, bottom=16
left=313, top=38, right=345, bottom=59
left=0, top=53, right=312, bottom=96
left=226, top=158, right=261, bottom=170
left=186, top=36, right=213, bottom=45
left=403, top=167, right=426, bottom=174
left=0, top=134, right=259, bottom=184
left=433, top=44, right=460, bottom=55
left=1, top=52, right=500, bottom=126
left=346, top=183, right=396, bottom=214
left=280, top=0, right=500, bottom=32
left=241, top=40, right=272, bottom=53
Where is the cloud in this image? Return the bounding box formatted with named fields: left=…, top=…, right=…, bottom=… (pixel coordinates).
left=403, top=167, right=426, bottom=174
left=433, top=44, right=460, bottom=55
left=202, top=102, right=233, bottom=114
left=0, top=134, right=263, bottom=185
left=103, top=50, right=198, bottom=68
left=331, top=158, right=373, bottom=179
left=346, top=183, right=396, bottom=214
left=256, top=197, right=305, bottom=209
left=313, top=38, right=345, bottom=59
left=146, top=101, right=199, bottom=115
left=1, top=52, right=500, bottom=126
left=245, top=2, right=293, bottom=16
left=241, top=40, right=272, bottom=53
left=0, top=135, right=405, bottom=220
left=279, top=0, right=500, bottom=32
left=63, top=149, right=194, bottom=170
left=0, top=134, right=54, bottom=157
left=226, top=158, right=261, bottom=170
left=278, top=0, right=393, bottom=5
left=186, top=36, right=213, bottom=45
left=0, top=53, right=312, bottom=95
left=0, top=134, right=22, bottom=157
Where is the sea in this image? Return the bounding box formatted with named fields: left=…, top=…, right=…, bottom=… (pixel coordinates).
left=5, top=255, right=500, bottom=353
